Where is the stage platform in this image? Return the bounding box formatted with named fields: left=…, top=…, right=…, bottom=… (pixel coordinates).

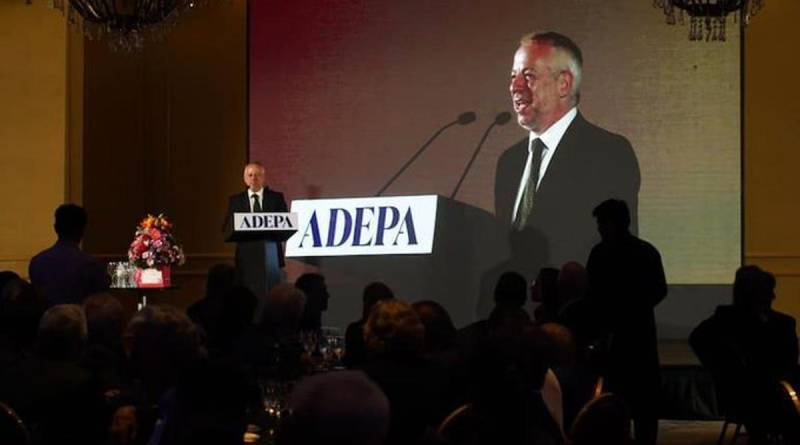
left=657, top=340, right=720, bottom=420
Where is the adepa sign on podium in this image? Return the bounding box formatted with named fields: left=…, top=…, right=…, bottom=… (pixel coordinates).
left=285, top=195, right=438, bottom=257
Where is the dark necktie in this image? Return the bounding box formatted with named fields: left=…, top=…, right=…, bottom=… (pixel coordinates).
left=512, top=138, right=546, bottom=230
left=252, top=194, right=262, bottom=212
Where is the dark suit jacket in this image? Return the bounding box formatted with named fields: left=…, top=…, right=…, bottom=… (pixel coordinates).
left=494, top=112, right=640, bottom=272
left=223, top=189, right=288, bottom=298
left=585, top=234, right=666, bottom=410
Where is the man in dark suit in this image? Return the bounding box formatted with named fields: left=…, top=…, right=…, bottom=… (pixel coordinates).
left=585, top=199, right=666, bottom=445
left=224, top=162, right=288, bottom=300
left=495, top=31, right=640, bottom=278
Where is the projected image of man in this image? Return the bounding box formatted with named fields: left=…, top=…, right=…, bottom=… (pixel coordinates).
left=495, top=31, right=640, bottom=274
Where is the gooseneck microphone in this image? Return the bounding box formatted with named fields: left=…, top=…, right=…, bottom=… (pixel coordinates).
left=449, top=111, right=512, bottom=200
left=376, top=111, right=476, bottom=196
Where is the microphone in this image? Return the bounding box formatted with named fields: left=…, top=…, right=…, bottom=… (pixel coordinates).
left=376, top=111, right=477, bottom=196
left=457, top=111, right=477, bottom=125
left=450, top=111, right=512, bottom=200
left=494, top=111, right=511, bottom=125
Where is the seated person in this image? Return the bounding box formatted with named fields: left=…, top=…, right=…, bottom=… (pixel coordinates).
left=460, top=331, right=563, bottom=445
left=343, top=281, right=394, bottom=368
left=458, top=271, right=528, bottom=355
left=295, top=273, right=331, bottom=332
left=0, top=304, right=104, bottom=444
left=187, top=263, right=237, bottom=341
left=281, top=370, right=390, bottom=445
left=359, top=299, right=451, bottom=445
left=691, top=265, right=799, bottom=442
left=532, top=267, right=560, bottom=324
left=235, top=283, right=306, bottom=380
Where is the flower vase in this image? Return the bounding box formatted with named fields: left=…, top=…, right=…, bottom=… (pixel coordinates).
left=134, top=266, right=172, bottom=288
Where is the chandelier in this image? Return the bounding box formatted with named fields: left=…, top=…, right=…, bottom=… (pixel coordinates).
left=28, top=0, right=209, bottom=51
left=653, top=0, right=765, bottom=41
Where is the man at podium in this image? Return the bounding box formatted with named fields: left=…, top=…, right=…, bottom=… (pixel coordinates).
left=224, top=162, right=288, bottom=298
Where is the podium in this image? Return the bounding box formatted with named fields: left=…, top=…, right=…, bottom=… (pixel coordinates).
left=225, top=212, right=298, bottom=299
left=286, top=196, right=509, bottom=327
left=224, top=212, right=298, bottom=243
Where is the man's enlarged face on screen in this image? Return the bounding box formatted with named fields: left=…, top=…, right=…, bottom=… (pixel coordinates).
left=509, top=43, right=565, bottom=133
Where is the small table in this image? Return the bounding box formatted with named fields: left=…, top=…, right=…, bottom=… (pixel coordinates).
left=109, top=285, right=179, bottom=310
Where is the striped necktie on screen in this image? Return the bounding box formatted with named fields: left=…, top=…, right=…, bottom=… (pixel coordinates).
left=512, top=138, right=546, bottom=230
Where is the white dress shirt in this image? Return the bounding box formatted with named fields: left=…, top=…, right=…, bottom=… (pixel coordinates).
left=511, top=107, right=578, bottom=223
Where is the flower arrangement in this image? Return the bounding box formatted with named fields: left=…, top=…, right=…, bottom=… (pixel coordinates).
left=128, top=214, right=186, bottom=268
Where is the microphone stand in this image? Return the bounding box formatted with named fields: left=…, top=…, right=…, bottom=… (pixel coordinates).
left=450, top=112, right=511, bottom=200
left=376, top=112, right=475, bottom=196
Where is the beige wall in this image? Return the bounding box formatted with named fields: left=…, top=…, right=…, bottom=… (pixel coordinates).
left=0, top=1, right=66, bottom=277
left=744, top=0, right=800, bottom=326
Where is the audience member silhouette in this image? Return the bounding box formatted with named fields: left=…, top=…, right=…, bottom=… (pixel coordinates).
left=281, top=371, right=390, bottom=445
left=29, top=204, right=109, bottom=306
left=359, top=299, right=450, bottom=445
left=124, top=305, right=206, bottom=403
left=690, top=265, right=799, bottom=443
left=585, top=199, right=666, bottom=445
left=569, top=393, right=633, bottom=445
left=411, top=300, right=458, bottom=361
left=210, top=285, right=257, bottom=358
left=187, top=263, right=236, bottom=339
left=0, top=270, right=20, bottom=295
left=0, top=278, right=48, bottom=368
left=465, top=331, right=562, bottom=445
left=235, top=283, right=306, bottom=380
left=539, top=322, right=597, bottom=432
left=295, top=273, right=330, bottom=332
left=81, top=292, right=127, bottom=395
left=125, top=305, right=251, bottom=445
left=343, top=281, right=394, bottom=368
left=0, top=304, right=104, bottom=445
left=554, top=261, right=595, bottom=355
left=458, top=270, right=528, bottom=355
left=532, top=267, right=560, bottom=324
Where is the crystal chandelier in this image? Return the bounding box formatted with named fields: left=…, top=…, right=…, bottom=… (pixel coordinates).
left=653, top=0, right=765, bottom=41
left=29, top=0, right=209, bottom=51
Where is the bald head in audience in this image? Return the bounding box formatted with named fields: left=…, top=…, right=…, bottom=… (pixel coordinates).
left=284, top=371, right=390, bottom=445
left=37, top=304, right=88, bottom=362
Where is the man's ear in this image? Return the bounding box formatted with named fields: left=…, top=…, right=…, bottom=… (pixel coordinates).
left=557, top=70, right=573, bottom=99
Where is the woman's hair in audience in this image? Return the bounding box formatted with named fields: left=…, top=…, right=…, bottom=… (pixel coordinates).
left=412, top=300, right=456, bottom=353
left=36, top=304, right=88, bottom=361
left=364, top=299, right=424, bottom=356
left=361, top=281, right=394, bottom=319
